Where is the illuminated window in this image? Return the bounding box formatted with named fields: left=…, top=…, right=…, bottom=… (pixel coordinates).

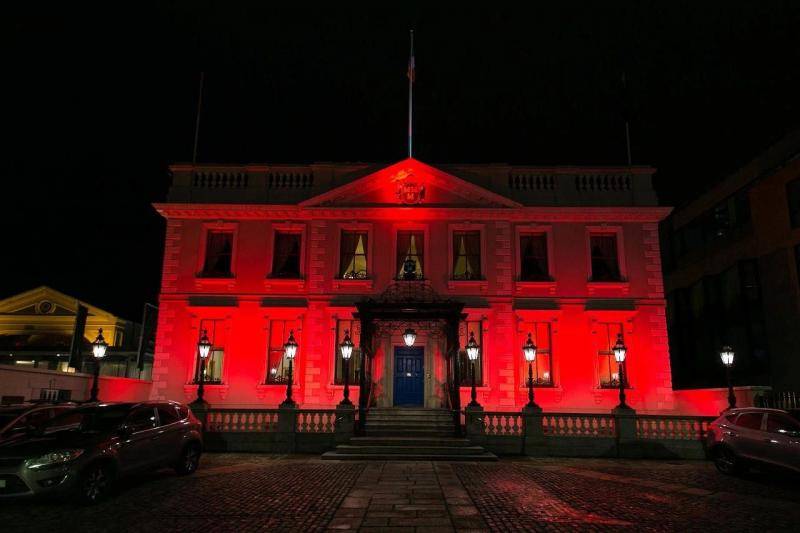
left=396, top=231, right=424, bottom=279
left=339, top=231, right=369, bottom=279
left=458, top=320, right=483, bottom=386
left=452, top=231, right=482, bottom=280
left=195, top=319, right=225, bottom=384
left=265, top=319, right=298, bottom=384
left=333, top=319, right=361, bottom=385
left=201, top=231, right=233, bottom=277
left=520, top=234, right=550, bottom=281
left=519, top=322, right=553, bottom=386
left=590, top=234, right=622, bottom=281
left=271, top=232, right=301, bottom=278
left=597, top=323, right=626, bottom=388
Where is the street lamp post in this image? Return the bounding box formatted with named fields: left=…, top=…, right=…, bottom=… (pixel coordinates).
left=466, top=331, right=481, bottom=408
left=192, top=329, right=212, bottom=406
left=89, top=329, right=108, bottom=402
left=522, top=333, right=539, bottom=410
left=280, top=330, right=298, bottom=408
left=720, top=345, right=736, bottom=409
left=613, top=333, right=628, bottom=409
left=339, top=329, right=354, bottom=406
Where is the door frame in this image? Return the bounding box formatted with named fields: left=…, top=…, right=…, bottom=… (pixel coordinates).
left=392, top=346, right=425, bottom=406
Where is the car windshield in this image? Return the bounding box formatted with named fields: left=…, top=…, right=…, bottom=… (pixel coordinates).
left=44, top=405, right=131, bottom=434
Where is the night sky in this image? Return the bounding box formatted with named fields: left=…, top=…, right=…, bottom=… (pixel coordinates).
left=5, top=2, right=800, bottom=320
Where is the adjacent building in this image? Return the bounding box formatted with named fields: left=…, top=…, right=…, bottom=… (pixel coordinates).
left=149, top=158, right=698, bottom=413
left=661, top=130, right=800, bottom=392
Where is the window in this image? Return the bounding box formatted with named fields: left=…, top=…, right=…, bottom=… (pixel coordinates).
left=520, top=234, right=550, bottom=281
left=735, top=412, right=764, bottom=431
left=766, top=413, right=800, bottom=435
left=519, top=322, right=553, bottom=387
left=195, top=319, right=225, bottom=384
left=787, top=178, right=800, bottom=228
left=266, top=319, right=298, bottom=384
left=396, top=230, right=424, bottom=279
left=458, top=321, right=483, bottom=386
left=590, top=234, right=622, bottom=281
left=333, top=319, right=361, bottom=385
left=339, top=231, right=368, bottom=279
left=201, top=231, right=233, bottom=277
left=452, top=231, right=482, bottom=280
left=271, top=232, right=302, bottom=278
left=597, top=323, right=626, bottom=388
left=126, top=407, right=157, bottom=433
left=157, top=404, right=180, bottom=426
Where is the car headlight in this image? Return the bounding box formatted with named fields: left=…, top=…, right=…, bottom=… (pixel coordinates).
left=25, top=449, right=85, bottom=470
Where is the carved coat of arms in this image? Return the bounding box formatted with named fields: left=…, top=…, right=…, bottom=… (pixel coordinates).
left=391, top=168, right=426, bottom=205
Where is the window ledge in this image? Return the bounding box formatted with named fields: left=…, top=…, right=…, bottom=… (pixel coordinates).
left=447, top=280, right=488, bottom=292
left=194, top=276, right=237, bottom=289
left=263, top=278, right=305, bottom=290
left=587, top=281, right=630, bottom=295
left=518, top=385, right=561, bottom=391
left=332, top=279, right=374, bottom=291
left=515, top=281, right=557, bottom=295
left=326, top=383, right=362, bottom=390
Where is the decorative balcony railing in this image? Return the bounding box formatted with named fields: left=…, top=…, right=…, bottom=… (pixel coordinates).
left=635, top=415, right=715, bottom=441
left=204, top=409, right=280, bottom=432
left=542, top=412, right=616, bottom=438
left=482, top=412, right=524, bottom=436
left=296, top=409, right=337, bottom=433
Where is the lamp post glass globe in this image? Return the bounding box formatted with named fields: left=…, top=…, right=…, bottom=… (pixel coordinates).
left=613, top=333, right=627, bottom=363
left=402, top=328, right=417, bottom=347
left=92, top=329, right=108, bottom=359
left=284, top=330, right=298, bottom=360
left=198, top=329, right=212, bottom=359
left=466, top=331, right=480, bottom=361
left=720, top=346, right=735, bottom=367
left=522, top=333, right=537, bottom=363
left=340, top=330, right=354, bottom=361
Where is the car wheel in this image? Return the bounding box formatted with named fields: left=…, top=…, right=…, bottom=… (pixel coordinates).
left=174, top=443, right=201, bottom=475
left=714, top=445, right=746, bottom=475
left=77, top=462, right=114, bottom=504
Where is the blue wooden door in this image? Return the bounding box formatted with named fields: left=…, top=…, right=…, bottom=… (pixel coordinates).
left=393, top=347, right=424, bottom=406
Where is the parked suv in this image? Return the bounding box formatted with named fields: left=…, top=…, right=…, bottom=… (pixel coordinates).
left=0, top=401, right=202, bottom=503
left=707, top=407, right=800, bottom=475
left=0, top=403, right=76, bottom=444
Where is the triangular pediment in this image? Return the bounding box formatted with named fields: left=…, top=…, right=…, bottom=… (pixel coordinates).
left=0, top=286, right=116, bottom=319
left=300, top=158, right=521, bottom=208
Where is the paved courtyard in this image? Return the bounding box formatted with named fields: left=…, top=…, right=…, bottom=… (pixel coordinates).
left=2, top=454, right=800, bottom=532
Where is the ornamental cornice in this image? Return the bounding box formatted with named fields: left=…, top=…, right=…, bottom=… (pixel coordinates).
left=152, top=203, right=672, bottom=222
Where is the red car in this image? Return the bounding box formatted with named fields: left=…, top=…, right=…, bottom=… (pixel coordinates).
left=706, top=407, right=800, bottom=475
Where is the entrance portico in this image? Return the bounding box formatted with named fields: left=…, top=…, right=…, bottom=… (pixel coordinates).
left=354, top=281, right=466, bottom=429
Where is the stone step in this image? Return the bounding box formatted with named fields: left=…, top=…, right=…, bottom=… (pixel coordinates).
left=369, top=409, right=452, bottom=416
left=366, top=414, right=454, bottom=421
left=365, top=421, right=455, bottom=428
left=321, top=451, right=498, bottom=461
left=333, top=444, right=487, bottom=455
left=364, top=429, right=456, bottom=437
left=349, top=436, right=473, bottom=447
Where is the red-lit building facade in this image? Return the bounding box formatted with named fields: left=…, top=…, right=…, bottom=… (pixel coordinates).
left=151, top=158, right=681, bottom=413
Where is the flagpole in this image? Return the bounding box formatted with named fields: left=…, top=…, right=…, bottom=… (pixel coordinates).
left=622, top=72, right=632, bottom=166
left=408, top=30, right=414, bottom=158
left=192, top=71, right=205, bottom=164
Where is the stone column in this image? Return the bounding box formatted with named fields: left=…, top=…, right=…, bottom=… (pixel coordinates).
left=334, top=404, right=356, bottom=444
left=522, top=404, right=547, bottom=456
left=613, top=405, right=637, bottom=457
left=275, top=406, right=297, bottom=453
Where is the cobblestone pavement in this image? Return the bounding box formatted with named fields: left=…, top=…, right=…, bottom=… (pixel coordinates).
left=1, top=454, right=799, bottom=532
